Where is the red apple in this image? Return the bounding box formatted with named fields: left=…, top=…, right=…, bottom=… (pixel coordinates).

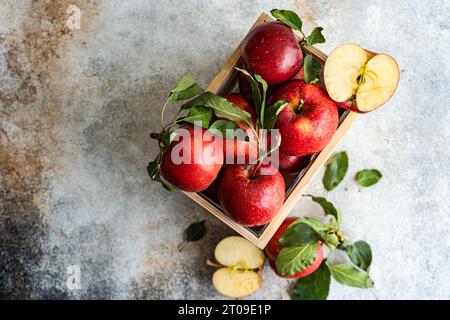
left=160, top=125, right=223, bottom=192
left=278, top=152, right=310, bottom=175
left=219, top=163, right=285, bottom=227
left=221, top=94, right=258, bottom=164
left=291, top=66, right=304, bottom=81
left=242, top=21, right=303, bottom=85
left=271, top=80, right=339, bottom=156
left=265, top=217, right=323, bottom=278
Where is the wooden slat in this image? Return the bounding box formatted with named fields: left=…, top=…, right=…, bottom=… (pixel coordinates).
left=183, top=12, right=358, bottom=249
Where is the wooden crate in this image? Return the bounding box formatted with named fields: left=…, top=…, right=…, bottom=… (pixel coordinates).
left=183, top=13, right=358, bottom=249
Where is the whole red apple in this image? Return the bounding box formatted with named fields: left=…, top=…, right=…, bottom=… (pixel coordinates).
left=219, top=163, right=285, bottom=227
left=160, top=125, right=223, bottom=192
left=271, top=80, right=339, bottom=156
left=265, top=216, right=323, bottom=278
left=242, top=21, right=303, bottom=85
left=278, top=152, right=310, bottom=175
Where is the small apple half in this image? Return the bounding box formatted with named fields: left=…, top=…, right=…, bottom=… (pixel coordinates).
left=211, top=236, right=264, bottom=298
left=324, top=43, right=399, bottom=113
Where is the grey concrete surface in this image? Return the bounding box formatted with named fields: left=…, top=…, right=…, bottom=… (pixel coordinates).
left=0, top=0, right=449, bottom=300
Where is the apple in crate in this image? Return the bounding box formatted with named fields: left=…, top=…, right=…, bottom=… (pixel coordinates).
left=242, top=21, right=302, bottom=85
left=271, top=81, right=339, bottom=156
left=278, top=152, right=310, bottom=175
left=221, top=94, right=258, bottom=163
left=219, top=163, right=285, bottom=227
left=265, top=217, right=323, bottom=278
left=324, top=43, right=399, bottom=113
left=211, top=236, right=265, bottom=298
left=160, top=125, right=223, bottom=192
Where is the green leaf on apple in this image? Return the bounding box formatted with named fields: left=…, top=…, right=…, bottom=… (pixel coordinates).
left=275, top=242, right=318, bottom=276
left=181, top=92, right=252, bottom=125
left=323, top=151, right=349, bottom=191
left=291, top=262, right=330, bottom=300
left=303, top=54, right=324, bottom=84
left=147, top=160, right=177, bottom=192
left=306, top=27, right=325, bottom=46
left=271, top=9, right=302, bottom=32
left=181, top=106, right=212, bottom=128
left=355, top=169, right=382, bottom=187
left=209, top=120, right=244, bottom=140
left=344, top=240, right=372, bottom=271
left=147, top=159, right=160, bottom=180
left=235, top=68, right=262, bottom=119
left=304, top=195, right=341, bottom=225
left=298, top=217, right=342, bottom=249
left=263, top=100, right=288, bottom=130
left=254, top=74, right=268, bottom=127
left=169, top=75, right=204, bottom=101
left=161, top=130, right=177, bottom=148
left=326, top=262, right=374, bottom=288
left=278, top=221, right=320, bottom=247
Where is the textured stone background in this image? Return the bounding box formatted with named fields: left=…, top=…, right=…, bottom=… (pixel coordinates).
left=0, top=0, right=449, bottom=300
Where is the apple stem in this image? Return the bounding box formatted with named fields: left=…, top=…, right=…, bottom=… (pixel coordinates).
left=177, top=241, right=190, bottom=252
left=206, top=259, right=224, bottom=268
left=344, top=182, right=356, bottom=191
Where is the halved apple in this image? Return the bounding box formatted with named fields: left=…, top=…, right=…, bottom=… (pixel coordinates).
left=210, top=236, right=265, bottom=298
left=324, top=43, right=399, bottom=113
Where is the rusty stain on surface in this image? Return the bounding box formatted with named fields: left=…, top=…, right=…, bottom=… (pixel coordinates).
left=0, top=0, right=98, bottom=298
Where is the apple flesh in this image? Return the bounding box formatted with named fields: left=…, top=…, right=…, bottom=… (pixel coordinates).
left=271, top=80, right=339, bottom=156
left=324, top=43, right=399, bottom=113
left=265, top=217, right=323, bottom=278
left=242, top=21, right=303, bottom=85
left=212, top=236, right=264, bottom=298
left=160, top=125, right=223, bottom=192
left=219, top=163, right=285, bottom=227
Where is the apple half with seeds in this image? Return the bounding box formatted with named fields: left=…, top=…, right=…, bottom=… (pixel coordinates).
left=324, top=43, right=399, bottom=113
left=211, top=236, right=265, bottom=298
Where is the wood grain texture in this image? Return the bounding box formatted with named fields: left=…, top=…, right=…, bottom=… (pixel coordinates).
left=183, top=12, right=358, bottom=249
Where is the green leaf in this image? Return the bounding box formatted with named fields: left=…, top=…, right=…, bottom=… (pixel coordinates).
left=264, top=100, right=288, bottom=130
left=254, top=74, right=268, bottom=127
left=355, top=169, right=382, bottom=187
left=291, top=262, right=330, bottom=300
left=345, top=240, right=372, bottom=271
left=161, top=131, right=177, bottom=147
left=303, top=54, right=324, bottom=84
left=271, top=9, right=303, bottom=31
left=170, top=75, right=197, bottom=94
left=185, top=220, right=206, bottom=242
left=323, top=151, right=349, bottom=191
left=181, top=106, right=212, bottom=128
left=304, top=195, right=340, bottom=224
left=299, top=217, right=342, bottom=249
left=306, top=27, right=325, bottom=46
left=275, top=242, right=318, bottom=276
left=235, top=68, right=262, bottom=118
left=147, top=160, right=160, bottom=180
left=279, top=221, right=320, bottom=247
left=169, top=83, right=204, bottom=101
left=181, top=92, right=252, bottom=124
left=147, top=159, right=177, bottom=192
left=326, top=262, right=374, bottom=288
left=209, top=120, right=244, bottom=140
